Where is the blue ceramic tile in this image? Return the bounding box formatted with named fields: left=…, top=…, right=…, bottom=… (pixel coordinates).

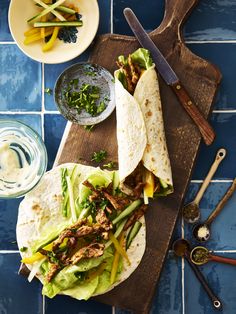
left=44, top=114, right=67, bottom=169
left=184, top=0, right=236, bottom=41
left=113, top=0, right=165, bottom=35
left=0, top=0, right=12, bottom=41
left=116, top=252, right=182, bottom=314
left=0, top=253, right=43, bottom=314
left=0, top=44, right=42, bottom=111
left=192, top=113, right=236, bottom=180
left=45, top=295, right=111, bottom=314
left=98, top=0, right=111, bottom=34
left=184, top=182, right=236, bottom=250
left=151, top=251, right=182, bottom=314
left=0, top=114, right=42, bottom=136
left=184, top=252, right=236, bottom=314
left=0, top=198, right=21, bottom=250
left=44, top=52, right=89, bottom=111
left=187, top=43, right=236, bottom=110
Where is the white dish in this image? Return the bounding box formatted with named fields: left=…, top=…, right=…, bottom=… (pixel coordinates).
left=8, top=0, right=99, bottom=64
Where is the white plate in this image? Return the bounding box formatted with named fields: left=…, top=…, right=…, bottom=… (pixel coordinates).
left=8, top=0, right=99, bottom=64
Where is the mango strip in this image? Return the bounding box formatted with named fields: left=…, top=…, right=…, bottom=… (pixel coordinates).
left=143, top=169, right=155, bottom=198
left=110, top=232, right=125, bottom=284
left=24, top=29, right=53, bottom=45
left=42, top=26, right=60, bottom=52
left=109, top=231, right=130, bottom=265
left=21, top=242, right=54, bottom=264
left=24, top=28, right=39, bottom=37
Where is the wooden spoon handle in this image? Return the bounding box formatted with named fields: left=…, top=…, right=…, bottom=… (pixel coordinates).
left=171, top=82, right=215, bottom=145
left=206, top=177, right=236, bottom=225
left=210, top=254, right=236, bottom=266
left=194, top=148, right=226, bottom=204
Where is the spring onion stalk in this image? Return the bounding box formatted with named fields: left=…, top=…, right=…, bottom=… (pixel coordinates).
left=36, top=3, right=76, bottom=15
left=112, top=199, right=142, bottom=225
left=109, top=232, right=130, bottom=265
left=105, top=219, right=127, bottom=249
left=33, top=0, right=66, bottom=21
left=34, top=21, right=83, bottom=27
left=27, top=258, right=46, bottom=282
left=126, top=221, right=142, bottom=249
left=27, top=0, right=65, bottom=23
left=112, top=171, right=120, bottom=195
left=66, top=176, right=77, bottom=223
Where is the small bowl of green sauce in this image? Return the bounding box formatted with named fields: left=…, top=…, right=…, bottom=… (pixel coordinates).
left=0, top=120, right=47, bottom=198
left=54, top=62, right=115, bottom=125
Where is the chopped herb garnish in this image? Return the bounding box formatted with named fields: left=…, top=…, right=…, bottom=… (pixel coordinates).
left=10, top=240, right=17, bottom=244
left=111, top=78, right=115, bottom=83
left=45, top=88, right=52, bottom=95
left=91, top=150, right=107, bottom=162
left=97, top=101, right=106, bottom=114
left=104, top=95, right=110, bottom=102
left=64, top=82, right=106, bottom=117
left=83, top=125, right=95, bottom=132
left=20, top=246, right=28, bottom=252
left=103, top=161, right=117, bottom=169
left=85, top=71, right=96, bottom=77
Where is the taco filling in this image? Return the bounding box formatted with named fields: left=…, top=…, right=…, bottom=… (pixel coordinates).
left=17, top=163, right=146, bottom=300
left=115, top=48, right=173, bottom=203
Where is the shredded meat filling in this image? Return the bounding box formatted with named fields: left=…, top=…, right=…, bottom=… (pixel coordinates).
left=96, top=208, right=113, bottom=231
left=70, top=243, right=105, bottom=265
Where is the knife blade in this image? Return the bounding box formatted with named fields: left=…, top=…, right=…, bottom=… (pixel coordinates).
left=123, top=8, right=215, bottom=146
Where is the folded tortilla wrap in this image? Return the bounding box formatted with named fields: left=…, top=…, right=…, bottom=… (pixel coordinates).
left=115, top=48, right=173, bottom=197
left=17, top=163, right=146, bottom=300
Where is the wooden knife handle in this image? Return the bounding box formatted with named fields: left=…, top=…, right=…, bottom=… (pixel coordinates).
left=171, top=81, right=215, bottom=145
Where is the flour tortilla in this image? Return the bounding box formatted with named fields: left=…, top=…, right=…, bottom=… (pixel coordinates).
left=17, top=163, right=146, bottom=299
left=115, top=64, right=173, bottom=194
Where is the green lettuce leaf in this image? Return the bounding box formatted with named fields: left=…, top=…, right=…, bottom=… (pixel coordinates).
left=63, top=276, right=99, bottom=300
left=130, top=48, right=153, bottom=69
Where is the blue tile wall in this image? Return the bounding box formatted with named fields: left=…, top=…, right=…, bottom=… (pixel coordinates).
left=184, top=0, right=236, bottom=41
left=192, top=113, right=236, bottom=180
left=0, top=0, right=12, bottom=41
left=45, top=295, right=111, bottom=314
left=0, top=253, right=43, bottom=314
left=187, top=43, right=236, bottom=110
left=44, top=114, right=67, bottom=169
left=1, top=0, right=236, bottom=313
left=113, top=0, right=165, bottom=35
left=0, top=45, right=42, bottom=111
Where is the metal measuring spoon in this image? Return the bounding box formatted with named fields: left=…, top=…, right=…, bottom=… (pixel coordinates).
left=190, top=246, right=236, bottom=266
left=193, top=178, right=236, bottom=242
left=172, top=239, right=222, bottom=310
left=183, top=148, right=226, bottom=224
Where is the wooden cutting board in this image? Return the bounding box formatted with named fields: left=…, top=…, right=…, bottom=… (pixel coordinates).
left=54, top=0, right=221, bottom=312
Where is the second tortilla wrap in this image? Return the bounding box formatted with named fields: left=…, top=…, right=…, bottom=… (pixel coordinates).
left=115, top=48, right=173, bottom=197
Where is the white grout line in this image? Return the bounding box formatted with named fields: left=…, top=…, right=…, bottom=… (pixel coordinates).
left=0, top=41, right=15, bottom=44
left=0, top=110, right=60, bottom=115
left=213, top=110, right=236, bottom=113
left=186, top=40, right=236, bottom=44
left=42, top=295, right=45, bottom=314
left=41, top=62, right=45, bottom=141
left=0, top=250, right=19, bottom=253
left=110, top=0, right=113, bottom=34
left=190, top=179, right=233, bottom=183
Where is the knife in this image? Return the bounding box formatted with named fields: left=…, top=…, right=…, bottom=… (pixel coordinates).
left=123, top=8, right=215, bottom=146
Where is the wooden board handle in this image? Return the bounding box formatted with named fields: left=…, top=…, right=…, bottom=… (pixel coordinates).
left=171, top=81, right=215, bottom=145
left=161, top=0, right=199, bottom=28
